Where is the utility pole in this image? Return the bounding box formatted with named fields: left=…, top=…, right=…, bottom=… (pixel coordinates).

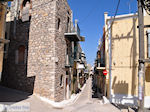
left=138, top=0, right=145, bottom=111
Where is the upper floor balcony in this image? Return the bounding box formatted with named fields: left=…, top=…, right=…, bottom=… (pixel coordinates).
left=96, top=58, right=105, bottom=70
left=64, top=20, right=85, bottom=42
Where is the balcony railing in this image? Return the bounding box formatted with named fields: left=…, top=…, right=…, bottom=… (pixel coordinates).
left=75, top=23, right=80, bottom=38
left=97, top=58, right=105, bottom=67
left=64, top=20, right=81, bottom=41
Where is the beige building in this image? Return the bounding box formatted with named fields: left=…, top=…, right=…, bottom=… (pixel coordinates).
left=104, top=12, right=150, bottom=108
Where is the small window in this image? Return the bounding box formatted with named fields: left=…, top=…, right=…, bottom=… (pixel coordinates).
left=21, top=0, right=32, bottom=9
left=66, top=17, right=70, bottom=32
left=18, top=45, right=25, bottom=64
left=67, top=11, right=70, bottom=15
left=60, top=75, right=63, bottom=87
left=57, top=18, right=60, bottom=30
left=16, top=45, right=26, bottom=64
left=66, top=71, right=69, bottom=75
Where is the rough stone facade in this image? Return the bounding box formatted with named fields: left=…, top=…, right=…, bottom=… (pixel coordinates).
left=2, top=0, right=72, bottom=102
left=2, top=0, right=35, bottom=93
left=54, top=0, right=72, bottom=101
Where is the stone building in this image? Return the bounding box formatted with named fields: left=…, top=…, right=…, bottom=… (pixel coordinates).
left=2, top=0, right=84, bottom=102
left=94, top=28, right=106, bottom=98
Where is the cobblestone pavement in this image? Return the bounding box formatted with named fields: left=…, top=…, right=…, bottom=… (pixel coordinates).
left=0, top=78, right=120, bottom=112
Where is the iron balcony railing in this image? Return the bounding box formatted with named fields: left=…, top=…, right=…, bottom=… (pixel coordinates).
left=68, top=22, right=80, bottom=37
left=97, top=58, right=105, bottom=67
left=75, top=23, right=80, bottom=38
left=64, top=20, right=81, bottom=41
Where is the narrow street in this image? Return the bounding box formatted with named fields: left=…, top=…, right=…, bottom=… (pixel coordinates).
left=1, top=0, right=150, bottom=111
left=0, top=78, right=120, bottom=112
left=62, top=77, right=120, bottom=112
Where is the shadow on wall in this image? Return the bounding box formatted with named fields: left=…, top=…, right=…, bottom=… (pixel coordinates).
left=112, top=18, right=138, bottom=96
left=110, top=17, right=138, bottom=107
left=130, top=18, right=137, bottom=96
left=112, top=76, right=129, bottom=95
left=1, top=0, right=35, bottom=97
left=145, top=64, right=150, bottom=82
left=112, top=77, right=138, bottom=106
left=113, top=80, right=129, bottom=95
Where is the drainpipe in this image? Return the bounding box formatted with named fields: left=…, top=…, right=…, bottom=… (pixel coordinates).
left=108, top=20, right=112, bottom=102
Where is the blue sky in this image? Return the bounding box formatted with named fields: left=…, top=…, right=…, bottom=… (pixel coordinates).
left=68, top=0, right=138, bottom=66
left=8, top=0, right=137, bottom=66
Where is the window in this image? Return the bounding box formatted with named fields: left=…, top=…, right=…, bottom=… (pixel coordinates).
left=20, top=0, right=32, bottom=22
left=18, top=45, right=25, bottom=64
left=60, top=75, right=63, bottom=87
left=16, top=45, right=26, bottom=64
left=57, top=18, right=60, bottom=30
left=66, top=71, right=69, bottom=75
left=67, top=11, right=70, bottom=15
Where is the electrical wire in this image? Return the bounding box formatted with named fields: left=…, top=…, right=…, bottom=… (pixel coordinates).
left=141, top=0, right=150, bottom=15
left=106, top=0, right=121, bottom=33
left=79, top=0, right=100, bottom=24
left=97, top=0, right=121, bottom=52
left=95, top=0, right=121, bottom=65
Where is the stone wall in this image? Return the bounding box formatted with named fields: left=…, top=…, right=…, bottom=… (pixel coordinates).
left=28, top=0, right=72, bottom=101
left=2, top=16, right=35, bottom=93
left=54, top=0, right=72, bottom=101
left=28, top=0, right=57, bottom=101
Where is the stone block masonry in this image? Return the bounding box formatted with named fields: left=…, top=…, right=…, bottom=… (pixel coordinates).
left=2, top=0, right=72, bottom=102
left=28, top=0, right=72, bottom=102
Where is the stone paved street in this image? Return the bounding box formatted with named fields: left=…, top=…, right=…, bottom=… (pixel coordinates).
left=62, top=78, right=120, bottom=112
left=0, top=77, right=120, bottom=112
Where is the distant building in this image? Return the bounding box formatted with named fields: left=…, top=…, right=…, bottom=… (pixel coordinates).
left=94, top=27, right=106, bottom=97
